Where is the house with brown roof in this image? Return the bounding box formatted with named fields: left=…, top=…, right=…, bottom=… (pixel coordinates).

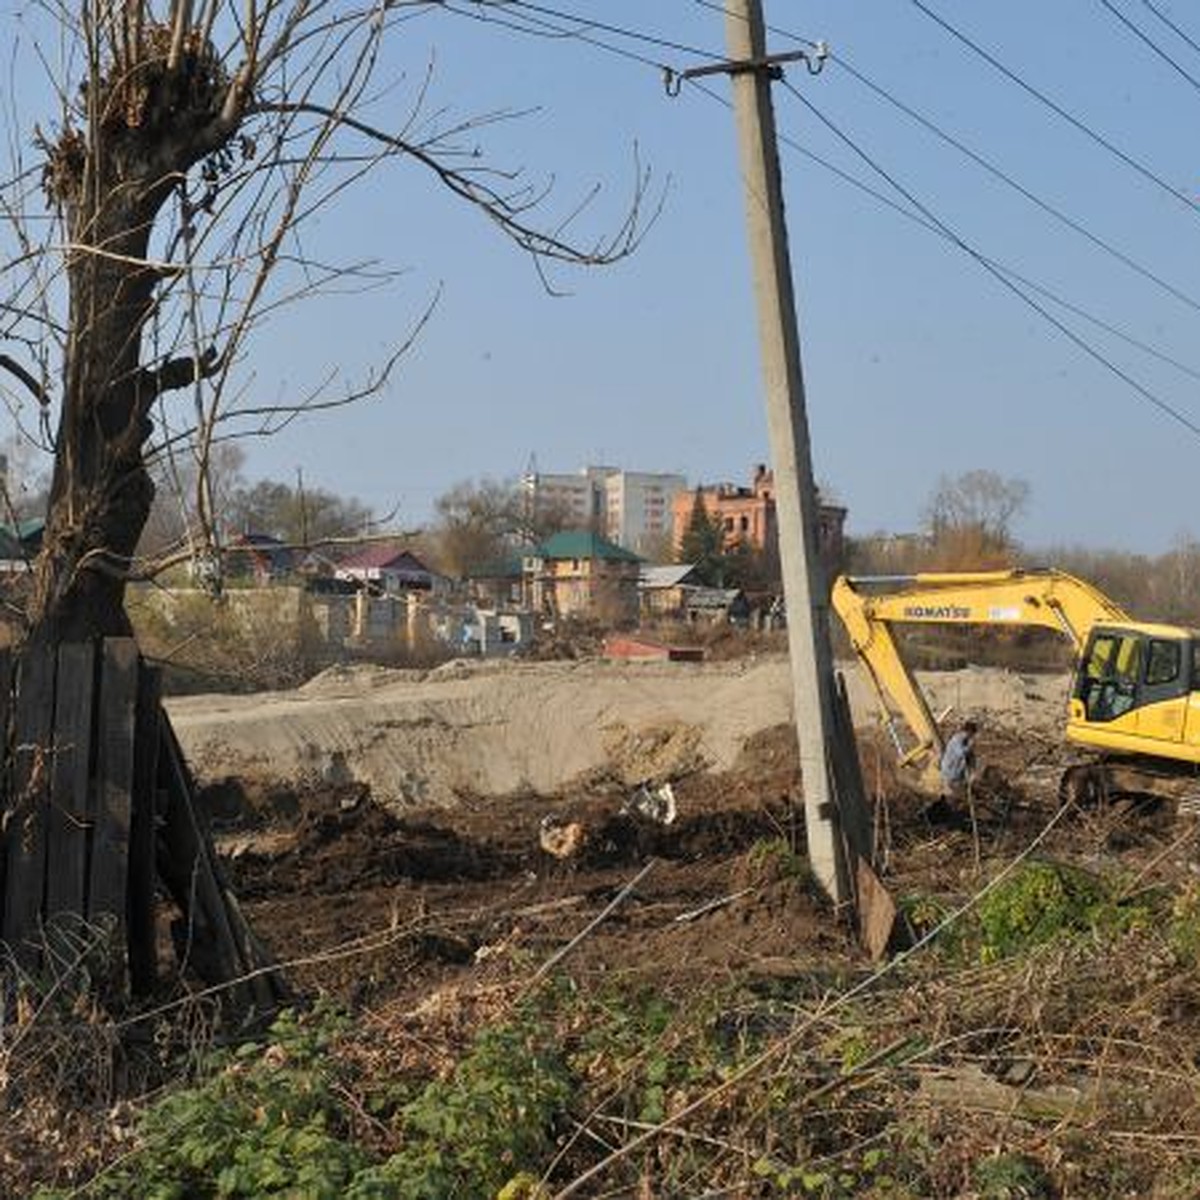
left=224, top=532, right=295, bottom=585
left=334, top=545, right=441, bottom=595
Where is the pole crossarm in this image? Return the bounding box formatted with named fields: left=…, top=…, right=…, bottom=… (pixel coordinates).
left=664, top=44, right=827, bottom=95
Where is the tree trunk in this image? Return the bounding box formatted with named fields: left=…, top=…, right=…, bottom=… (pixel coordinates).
left=28, top=39, right=234, bottom=647
left=29, top=204, right=158, bottom=645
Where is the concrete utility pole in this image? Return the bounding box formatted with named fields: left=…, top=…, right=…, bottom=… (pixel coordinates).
left=720, top=0, right=860, bottom=905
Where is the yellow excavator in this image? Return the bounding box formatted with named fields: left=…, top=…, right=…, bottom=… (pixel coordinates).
left=831, top=568, right=1200, bottom=805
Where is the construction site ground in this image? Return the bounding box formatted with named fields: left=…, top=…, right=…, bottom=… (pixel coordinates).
left=16, top=653, right=1200, bottom=1197
left=177, top=655, right=1070, bottom=1007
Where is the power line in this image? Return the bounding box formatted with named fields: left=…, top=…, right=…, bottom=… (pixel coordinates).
left=694, top=0, right=1200, bottom=308
left=682, top=73, right=1200, bottom=392
left=778, top=78, right=1200, bottom=440
left=1138, top=0, right=1200, bottom=59
left=439, top=0, right=679, bottom=72
left=689, top=0, right=823, bottom=51
left=449, top=0, right=1200, bottom=436
left=901, top=0, right=1200, bottom=219
left=1098, top=0, right=1200, bottom=95
left=829, top=51, right=1200, bottom=317
left=500, top=0, right=725, bottom=63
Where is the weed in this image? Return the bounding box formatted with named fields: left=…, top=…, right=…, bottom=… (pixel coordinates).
left=1168, top=882, right=1200, bottom=965
left=973, top=860, right=1111, bottom=962
left=971, top=1151, right=1053, bottom=1198
left=40, top=1000, right=573, bottom=1200
left=351, top=1020, right=572, bottom=1199
left=747, top=835, right=812, bottom=882
left=38, top=1006, right=365, bottom=1199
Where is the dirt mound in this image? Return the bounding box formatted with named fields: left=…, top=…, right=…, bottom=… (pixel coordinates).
left=169, top=656, right=1071, bottom=816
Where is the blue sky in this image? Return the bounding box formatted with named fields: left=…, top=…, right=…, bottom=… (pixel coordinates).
left=8, top=1, right=1200, bottom=553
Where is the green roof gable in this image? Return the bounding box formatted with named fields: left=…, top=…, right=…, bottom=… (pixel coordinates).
left=534, top=530, right=642, bottom=563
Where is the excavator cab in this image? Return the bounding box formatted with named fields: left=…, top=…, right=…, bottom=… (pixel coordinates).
left=1068, top=624, right=1197, bottom=755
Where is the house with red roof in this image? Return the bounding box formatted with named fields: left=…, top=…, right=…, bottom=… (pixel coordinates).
left=333, top=545, right=441, bottom=595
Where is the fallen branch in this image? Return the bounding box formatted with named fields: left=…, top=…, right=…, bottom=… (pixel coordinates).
left=527, top=860, right=656, bottom=987
left=673, top=887, right=754, bottom=924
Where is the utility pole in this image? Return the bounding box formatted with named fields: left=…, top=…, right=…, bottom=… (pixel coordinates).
left=714, top=0, right=865, bottom=905
left=296, top=466, right=310, bottom=551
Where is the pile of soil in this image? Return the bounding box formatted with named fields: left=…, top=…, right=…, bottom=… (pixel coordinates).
left=210, top=714, right=1129, bottom=1013
left=213, top=720, right=826, bottom=1008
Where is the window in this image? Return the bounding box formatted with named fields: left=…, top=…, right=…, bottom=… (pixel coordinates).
left=1079, top=632, right=1142, bottom=722
left=1146, top=640, right=1181, bottom=686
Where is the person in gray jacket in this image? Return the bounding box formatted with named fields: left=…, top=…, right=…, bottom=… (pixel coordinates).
left=939, top=720, right=978, bottom=803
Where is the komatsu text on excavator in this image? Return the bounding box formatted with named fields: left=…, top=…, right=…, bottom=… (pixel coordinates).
left=831, top=569, right=1200, bottom=806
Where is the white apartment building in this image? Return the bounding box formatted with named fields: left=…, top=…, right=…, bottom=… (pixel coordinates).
left=521, top=467, right=609, bottom=530
left=523, top=466, right=686, bottom=556
left=602, top=470, right=686, bottom=555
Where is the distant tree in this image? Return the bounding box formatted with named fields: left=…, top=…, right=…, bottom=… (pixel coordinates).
left=722, top=541, right=778, bottom=593
left=139, top=442, right=247, bottom=559
left=431, top=476, right=580, bottom=578
left=1166, top=533, right=1200, bottom=624
left=530, top=497, right=578, bottom=544
left=923, top=470, right=1029, bottom=567
left=679, top=490, right=726, bottom=586
left=637, top=529, right=676, bottom=565
left=0, top=434, right=50, bottom=523
left=225, top=478, right=373, bottom=546
left=432, top=478, right=524, bottom=578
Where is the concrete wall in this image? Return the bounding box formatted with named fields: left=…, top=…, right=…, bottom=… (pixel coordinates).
left=130, top=585, right=532, bottom=664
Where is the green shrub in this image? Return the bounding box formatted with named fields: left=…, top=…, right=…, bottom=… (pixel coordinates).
left=350, top=1022, right=572, bottom=1199
left=974, top=862, right=1109, bottom=962
left=1168, top=882, right=1200, bottom=964
left=45, top=1002, right=573, bottom=1200
left=972, top=1151, right=1053, bottom=1198
left=45, top=1007, right=366, bottom=1199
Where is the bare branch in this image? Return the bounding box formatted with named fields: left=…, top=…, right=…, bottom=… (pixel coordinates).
left=254, top=98, right=652, bottom=266
left=0, top=353, right=50, bottom=406
left=137, top=345, right=223, bottom=403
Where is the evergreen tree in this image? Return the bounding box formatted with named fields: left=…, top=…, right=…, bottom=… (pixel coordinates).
left=679, top=490, right=726, bottom=586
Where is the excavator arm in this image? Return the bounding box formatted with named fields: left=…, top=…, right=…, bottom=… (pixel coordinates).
left=831, top=570, right=1131, bottom=786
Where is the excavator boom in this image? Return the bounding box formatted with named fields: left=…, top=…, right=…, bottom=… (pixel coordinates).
left=832, top=569, right=1133, bottom=786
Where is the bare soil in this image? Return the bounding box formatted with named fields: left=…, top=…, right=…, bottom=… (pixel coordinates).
left=14, top=655, right=1200, bottom=1197
left=213, top=721, right=840, bottom=1011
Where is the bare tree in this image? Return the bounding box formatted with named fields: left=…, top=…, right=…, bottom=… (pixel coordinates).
left=138, top=440, right=246, bottom=560
left=923, top=469, right=1029, bottom=567
left=0, top=1, right=651, bottom=647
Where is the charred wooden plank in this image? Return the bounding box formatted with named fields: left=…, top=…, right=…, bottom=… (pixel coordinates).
left=2, top=644, right=55, bottom=957
left=86, top=639, right=138, bottom=938
left=44, top=642, right=96, bottom=924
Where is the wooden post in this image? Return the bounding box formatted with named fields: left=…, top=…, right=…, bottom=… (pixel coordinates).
left=44, top=642, right=96, bottom=926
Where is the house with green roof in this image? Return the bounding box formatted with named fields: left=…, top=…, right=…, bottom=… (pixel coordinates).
left=523, top=530, right=643, bottom=624
left=0, top=517, right=44, bottom=573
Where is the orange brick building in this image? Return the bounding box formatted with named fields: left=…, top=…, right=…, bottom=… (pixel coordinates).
left=671, top=465, right=846, bottom=570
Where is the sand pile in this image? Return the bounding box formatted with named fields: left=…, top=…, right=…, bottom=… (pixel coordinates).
left=167, top=655, right=1069, bottom=809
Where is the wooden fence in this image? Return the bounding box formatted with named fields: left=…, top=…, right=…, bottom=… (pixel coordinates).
left=0, top=638, right=284, bottom=1010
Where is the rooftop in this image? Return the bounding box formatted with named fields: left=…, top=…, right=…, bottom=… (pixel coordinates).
left=533, top=530, right=642, bottom=563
